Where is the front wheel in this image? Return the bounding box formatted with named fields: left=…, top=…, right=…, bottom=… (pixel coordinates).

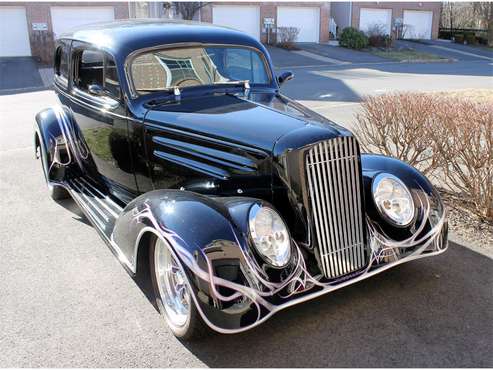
left=149, top=236, right=208, bottom=340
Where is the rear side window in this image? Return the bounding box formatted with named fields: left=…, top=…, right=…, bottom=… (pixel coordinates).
left=54, top=45, right=69, bottom=79
left=75, top=48, right=121, bottom=100
left=76, top=49, right=104, bottom=92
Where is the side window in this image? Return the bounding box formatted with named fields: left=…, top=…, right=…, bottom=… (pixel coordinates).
left=104, top=56, right=120, bottom=99
left=75, top=49, right=104, bottom=92
left=223, top=49, right=269, bottom=84
left=54, top=45, right=68, bottom=79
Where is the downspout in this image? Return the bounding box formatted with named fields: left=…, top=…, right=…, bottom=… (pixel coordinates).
left=348, top=1, right=352, bottom=28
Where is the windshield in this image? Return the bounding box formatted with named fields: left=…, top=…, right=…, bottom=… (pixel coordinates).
left=130, top=46, right=271, bottom=95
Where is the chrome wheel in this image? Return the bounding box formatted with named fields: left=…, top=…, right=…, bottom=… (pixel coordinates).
left=154, top=238, right=191, bottom=328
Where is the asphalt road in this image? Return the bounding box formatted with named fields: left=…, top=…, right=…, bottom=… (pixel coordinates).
left=1, top=60, right=492, bottom=367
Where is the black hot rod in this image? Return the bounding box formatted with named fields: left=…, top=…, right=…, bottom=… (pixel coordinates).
left=34, top=20, right=448, bottom=339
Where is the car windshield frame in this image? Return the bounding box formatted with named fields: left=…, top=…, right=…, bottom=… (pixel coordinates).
left=124, top=43, right=274, bottom=99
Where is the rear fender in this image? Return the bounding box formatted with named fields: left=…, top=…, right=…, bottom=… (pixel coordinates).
left=34, top=106, right=88, bottom=181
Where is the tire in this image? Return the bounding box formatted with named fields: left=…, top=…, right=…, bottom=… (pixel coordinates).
left=37, top=139, right=69, bottom=201
left=149, top=236, right=209, bottom=341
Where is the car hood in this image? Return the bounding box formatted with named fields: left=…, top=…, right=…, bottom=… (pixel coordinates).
left=144, top=92, right=352, bottom=154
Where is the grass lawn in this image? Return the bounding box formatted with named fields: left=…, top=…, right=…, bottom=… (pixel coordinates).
left=371, top=50, right=448, bottom=61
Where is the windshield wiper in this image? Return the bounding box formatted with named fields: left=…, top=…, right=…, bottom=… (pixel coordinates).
left=143, top=81, right=250, bottom=108
left=213, top=80, right=250, bottom=91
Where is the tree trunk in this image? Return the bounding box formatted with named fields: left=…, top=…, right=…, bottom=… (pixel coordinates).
left=489, top=2, right=493, bottom=47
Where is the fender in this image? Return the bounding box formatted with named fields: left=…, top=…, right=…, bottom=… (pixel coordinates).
left=34, top=105, right=88, bottom=182
left=111, top=189, right=303, bottom=331
left=361, top=153, right=446, bottom=240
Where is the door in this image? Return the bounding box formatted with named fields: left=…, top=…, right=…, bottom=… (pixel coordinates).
left=0, top=7, right=31, bottom=56
left=212, top=5, right=260, bottom=40
left=359, top=8, right=392, bottom=35
left=50, top=6, right=115, bottom=38
left=277, top=7, right=320, bottom=43
left=69, top=43, right=137, bottom=198
left=403, top=10, right=433, bottom=40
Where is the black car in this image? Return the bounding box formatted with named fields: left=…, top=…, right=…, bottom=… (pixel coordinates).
left=34, top=20, right=448, bottom=339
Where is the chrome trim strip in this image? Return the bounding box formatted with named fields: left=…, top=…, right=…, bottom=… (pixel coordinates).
left=72, top=178, right=120, bottom=218
left=78, top=177, right=123, bottom=212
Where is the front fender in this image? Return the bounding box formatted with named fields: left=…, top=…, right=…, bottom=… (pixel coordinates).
left=361, top=154, right=446, bottom=240
left=112, top=190, right=303, bottom=331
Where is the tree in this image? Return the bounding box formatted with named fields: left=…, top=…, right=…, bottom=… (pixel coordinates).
left=473, top=2, right=493, bottom=46
left=168, top=2, right=208, bottom=21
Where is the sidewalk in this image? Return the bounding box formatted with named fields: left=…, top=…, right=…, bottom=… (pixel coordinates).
left=296, top=43, right=388, bottom=63
left=396, top=39, right=493, bottom=61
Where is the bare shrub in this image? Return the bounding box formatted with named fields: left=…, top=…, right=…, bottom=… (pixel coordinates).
left=432, top=100, right=493, bottom=221
left=355, top=93, right=440, bottom=176
left=355, top=92, right=493, bottom=221
left=276, top=27, right=300, bottom=49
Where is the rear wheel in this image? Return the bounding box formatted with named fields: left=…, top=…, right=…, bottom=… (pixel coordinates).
left=149, top=236, right=208, bottom=340
left=36, top=140, right=69, bottom=200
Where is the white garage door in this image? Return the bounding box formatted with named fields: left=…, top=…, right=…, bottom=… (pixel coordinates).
left=277, top=7, right=320, bottom=43
left=50, top=7, right=115, bottom=38
left=403, top=10, right=433, bottom=40
left=359, top=8, right=392, bottom=35
left=0, top=7, right=31, bottom=57
left=212, top=5, right=260, bottom=40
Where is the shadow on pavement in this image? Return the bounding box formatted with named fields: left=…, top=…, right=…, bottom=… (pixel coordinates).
left=56, top=194, right=492, bottom=366
left=0, top=57, right=46, bottom=94
left=183, top=242, right=492, bottom=367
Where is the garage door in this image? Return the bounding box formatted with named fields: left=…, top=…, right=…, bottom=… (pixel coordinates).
left=212, top=5, right=260, bottom=40
left=0, top=7, right=31, bottom=57
left=359, top=8, right=392, bottom=35
left=50, top=7, right=115, bottom=38
left=277, top=7, right=320, bottom=43
left=403, top=10, right=433, bottom=40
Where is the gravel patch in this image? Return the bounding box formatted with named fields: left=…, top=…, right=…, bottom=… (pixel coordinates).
left=440, top=190, right=493, bottom=257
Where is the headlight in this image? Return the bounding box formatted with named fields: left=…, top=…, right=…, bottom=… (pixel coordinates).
left=372, top=173, right=415, bottom=227
left=248, top=205, right=291, bottom=267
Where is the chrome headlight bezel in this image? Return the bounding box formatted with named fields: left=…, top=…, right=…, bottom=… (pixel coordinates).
left=372, top=173, right=416, bottom=227
left=248, top=204, right=291, bottom=268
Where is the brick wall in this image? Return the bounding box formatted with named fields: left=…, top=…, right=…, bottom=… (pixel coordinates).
left=351, top=2, right=441, bottom=39
left=201, top=2, right=330, bottom=43
left=0, top=2, right=129, bottom=64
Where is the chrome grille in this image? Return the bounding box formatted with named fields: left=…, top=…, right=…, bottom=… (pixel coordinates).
left=306, top=137, right=366, bottom=279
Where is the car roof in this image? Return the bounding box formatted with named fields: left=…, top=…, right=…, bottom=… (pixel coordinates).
left=58, top=19, right=266, bottom=59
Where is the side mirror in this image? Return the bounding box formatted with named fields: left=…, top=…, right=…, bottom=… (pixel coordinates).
left=88, top=84, right=105, bottom=96
left=277, top=71, right=294, bottom=86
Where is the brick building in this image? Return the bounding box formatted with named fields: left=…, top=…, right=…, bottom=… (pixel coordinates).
left=331, top=1, right=442, bottom=39
left=0, top=2, right=128, bottom=62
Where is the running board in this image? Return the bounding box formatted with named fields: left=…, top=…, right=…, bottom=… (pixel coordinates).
left=65, top=177, right=124, bottom=241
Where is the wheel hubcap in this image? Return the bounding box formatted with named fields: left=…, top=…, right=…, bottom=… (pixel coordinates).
left=155, top=239, right=191, bottom=328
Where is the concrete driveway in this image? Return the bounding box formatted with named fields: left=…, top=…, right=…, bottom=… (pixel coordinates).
left=1, top=56, right=492, bottom=367
left=0, top=57, right=46, bottom=94
left=396, top=40, right=493, bottom=62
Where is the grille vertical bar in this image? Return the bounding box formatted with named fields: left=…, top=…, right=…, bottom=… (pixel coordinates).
left=306, top=137, right=366, bottom=279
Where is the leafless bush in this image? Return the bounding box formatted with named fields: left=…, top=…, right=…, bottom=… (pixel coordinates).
left=432, top=100, right=492, bottom=221
left=276, top=27, right=300, bottom=50
left=355, top=93, right=440, bottom=175
left=355, top=93, right=493, bottom=221
left=366, top=24, right=393, bottom=48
